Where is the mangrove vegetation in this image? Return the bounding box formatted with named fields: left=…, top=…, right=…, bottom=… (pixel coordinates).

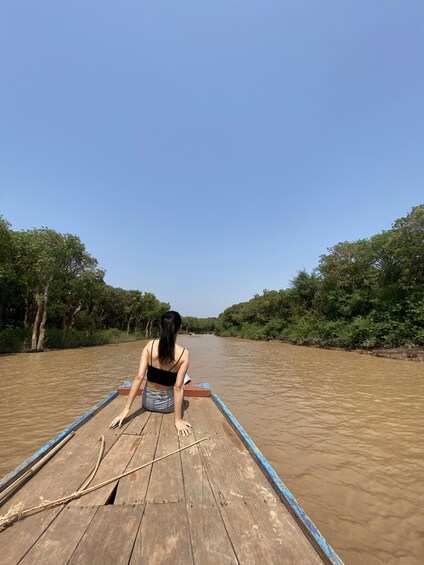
left=216, top=205, right=424, bottom=351
left=1, top=205, right=422, bottom=354
left=0, top=218, right=170, bottom=352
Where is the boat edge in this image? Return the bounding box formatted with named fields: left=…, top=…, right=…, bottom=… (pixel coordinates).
left=211, top=392, right=344, bottom=565
left=0, top=389, right=118, bottom=494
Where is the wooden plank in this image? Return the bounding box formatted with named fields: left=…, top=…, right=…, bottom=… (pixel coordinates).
left=0, top=397, right=130, bottom=563
left=69, top=505, right=144, bottom=565
left=0, top=508, right=62, bottom=565
left=179, top=433, right=238, bottom=564
left=178, top=433, right=215, bottom=506
left=115, top=414, right=162, bottom=505
left=188, top=398, right=323, bottom=564
left=222, top=492, right=321, bottom=564
left=70, top=434, right=142, bottom=507
left=130, top=502, right=193, bottom=565
left=185, top=397, right=220, bottom=439
left=161, top=411, right=177, bottom=435
left=123, top=407, right=151, bottom=436
left=146, top=418, right=184, bottom=504
left=185, top=503, right=238, bottom=565
left=140, top=411, right=163, bottom=437
left=20, top=507, right=97, bottom=565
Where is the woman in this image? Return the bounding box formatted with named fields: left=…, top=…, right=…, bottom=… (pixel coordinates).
left=109, top=311, right=192, bottom=436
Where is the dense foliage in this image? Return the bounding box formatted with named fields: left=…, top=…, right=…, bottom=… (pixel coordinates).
left=181, top=316, right=217, bottom=334
left=0, top=219, right=170, bottom=352
left=216, top=206, right=424, bottom=349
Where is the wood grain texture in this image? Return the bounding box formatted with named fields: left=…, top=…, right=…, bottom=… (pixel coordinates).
left=130, top=502, right=193, bottom=565
left=146, top=428, right=184, bottom=504
left=115, top=415, right=162, bottom=505
left=178, top=403, right=239, bottom=564
left=20, top=507, right=97, bottom=564
left=68, top=505, right=144, bottom=565
left=184, top=502, right=238, bottom=565
left=70, top=434, right=142, bottom=507
left=187, top=398, right=323, bottom=564
left=123, top=407, right=151, bottom=436
left=0, top=508, right=62, bottom=565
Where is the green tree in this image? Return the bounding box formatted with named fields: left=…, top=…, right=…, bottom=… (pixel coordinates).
left=13, top=229, right=98, bottom=351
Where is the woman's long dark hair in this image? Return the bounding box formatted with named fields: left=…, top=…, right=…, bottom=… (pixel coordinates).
left=158, top=311, right=182, bottom=364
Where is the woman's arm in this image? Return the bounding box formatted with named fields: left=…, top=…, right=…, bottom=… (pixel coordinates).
left=109, top=343, right=149, bottom=428
left=174, top=350, right=191, bottom=436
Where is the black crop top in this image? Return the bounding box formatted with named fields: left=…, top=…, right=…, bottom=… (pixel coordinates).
left=146, top=340, right=185, bottom=387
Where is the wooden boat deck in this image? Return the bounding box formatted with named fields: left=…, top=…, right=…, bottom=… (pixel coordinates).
left=0, top=394, right=329, bottom=564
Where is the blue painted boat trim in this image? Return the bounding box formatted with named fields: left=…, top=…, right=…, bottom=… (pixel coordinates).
left=190, top=382, right=211, bottom=390
left=0, top=389, right=118, bottom=493
left=212, top=393, right=344, bottom=565
left=120, top=379, right=133, bottom=388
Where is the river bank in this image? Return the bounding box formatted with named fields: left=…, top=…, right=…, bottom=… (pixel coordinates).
left=0, top=328, right=146, bottom=354
left=283, top=339, right=424, bottom=362
left=2, top=328, right=423, bottom=361
left=218, top=333, right=424, bottom=362
left=284, top=341, right=424, bottom=362
left=356, top=347, right=424, bottom=361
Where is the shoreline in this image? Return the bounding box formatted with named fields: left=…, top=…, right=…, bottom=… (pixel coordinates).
left=0, top=331, right=147, bottom=355
left=355, top=347, right=424, bottom=362
left=3, top=332, right=423, bottom=361
left=217, top=334, right=424, bottom=362
left=282, top=341, right=424, bottom=362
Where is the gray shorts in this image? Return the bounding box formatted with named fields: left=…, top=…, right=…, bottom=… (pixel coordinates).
left=142, top=386, right=174, bottom=413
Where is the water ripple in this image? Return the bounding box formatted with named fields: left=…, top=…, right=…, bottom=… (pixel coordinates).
left=1, top=336, right=423, bottom=564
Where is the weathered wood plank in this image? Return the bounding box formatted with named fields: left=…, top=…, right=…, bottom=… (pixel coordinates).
left=146, top=427, right=185, bottom=504
left=130, top=502, right=193, bottom=565
left=178, top=433, right=215, bottom=505
left=178, top=403, right=238, bottom=564
left=70, top=434, right=142, bottom=507
left=68, top=505, right=144, bottom=565
left=185, top=503, right=238, bottom=565
left=185, top=398, right=220, bottom=439
left=188, top=398, right=323, bottom=564
left=20, top=507, right=97, bottom=565
left=141, top=411, right=163, bottom=437
left=115, top=414, right=162, bottom=505
left=0, top=508, right=62, bottom=565
left=0, top=397, right=130, bottom=563
left=179, top=434, right=238, bottom=565
left=123, top=406, right=151, bottom=435
left=161, top=411, right=177, bottom=435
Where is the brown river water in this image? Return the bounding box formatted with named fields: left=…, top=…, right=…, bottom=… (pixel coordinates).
left=0, top=335, right=423, bottom=564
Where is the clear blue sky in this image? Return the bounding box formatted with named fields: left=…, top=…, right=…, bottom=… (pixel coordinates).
left=1, top=1, right=423, bottom=317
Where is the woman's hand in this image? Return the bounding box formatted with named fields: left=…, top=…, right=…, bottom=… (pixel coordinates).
left=175, top=419, right=192, bottom=436
left=109, top=407, right=130, bottom=429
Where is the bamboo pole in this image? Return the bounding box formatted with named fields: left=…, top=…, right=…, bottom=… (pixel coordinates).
left=0, top=432, right=75, bottom=505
